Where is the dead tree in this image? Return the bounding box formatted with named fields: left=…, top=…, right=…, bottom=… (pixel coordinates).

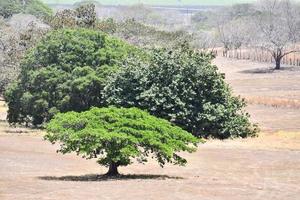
left=255, top=0, right=300, bottom=69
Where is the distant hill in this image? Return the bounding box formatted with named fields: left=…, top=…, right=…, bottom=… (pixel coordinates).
left=43, top=0, right=256, bottom=6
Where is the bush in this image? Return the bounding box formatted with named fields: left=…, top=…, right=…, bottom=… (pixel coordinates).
left=96, top=18, right=117, bottom=34
left=104, top=46, right=258, bottom=139
left=45, top=107, right=200, bottom=176
left=47, top=4, right=96, bottom=29
left=0, top=0, right=52, bottom=19
left=24, top=0, right=53, bottom=19
left=4, top=28, right=138, bottom=126
left=0, top=0, right=22, bottom=18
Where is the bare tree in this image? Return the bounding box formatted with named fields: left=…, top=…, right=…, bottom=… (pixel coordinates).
left=0, top=14, right=49, bottom=93
left=214, top=3, right=258, bottom=55
left=254, top=0, right=300, bottom=69
left=192, top=30, right=217, bottom=52
left=216, top=15, right=254, bottom=57
left=215, top=11, right=232, bottom=52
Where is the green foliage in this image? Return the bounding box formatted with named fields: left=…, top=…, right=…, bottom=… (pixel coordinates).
left=96, top=18, right=117, bottom=34
left=116, top=19, right=192, bottom=48
left=0, top=0, right=52, bottom=19
left=49, top=8, right=191, bottom=48
left=0, top=0, right=22, bottom=18
left=24, top=0, right=53, bottom=18
left=75, top=3, right=97, bottom=28
left=96, top=18, right=192, bottom=48
left=104, top=45, right=258, bottom=139
left=46, top=4, right=96, bottom=29
left=4, top=28, right=138, bottom=126
left=45, top=107, right=199, bottom=175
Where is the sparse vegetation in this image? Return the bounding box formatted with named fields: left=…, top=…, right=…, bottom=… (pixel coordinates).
left=213, top=0, right=300, bottom=69
left=0, top=17, right=49, bottom=93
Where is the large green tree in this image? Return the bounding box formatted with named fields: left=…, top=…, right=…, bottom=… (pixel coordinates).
left=104, top=45, right=258, bottom=139
left=45, top=107, right=200, bottom=176
left=4, top=29, right=138, bottom=125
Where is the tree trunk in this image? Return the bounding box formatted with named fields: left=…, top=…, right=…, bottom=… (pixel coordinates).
left=275, top=57, right=281, bottom=70
left=106, top=162, right=119, bottom=176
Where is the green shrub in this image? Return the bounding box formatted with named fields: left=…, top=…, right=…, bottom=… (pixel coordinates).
left=0, top=0, right=52, bottom=19
left=104, top=46, right=258, bottom=139
left=46, top=4, right=96, bottom=29
left=45, top=107, right=200, bottom=176
left=0, top=0, right=22, bottom=18
left=96, top=18, right=117, bottom=34
left=24, top=0, right=53, bottom=18
left=4, top=28, right=139, bottom=126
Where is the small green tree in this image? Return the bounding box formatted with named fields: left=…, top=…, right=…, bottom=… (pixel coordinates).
left=45, top=107, right=200, bottom=176
left=104, top=45, right=258, bottom=139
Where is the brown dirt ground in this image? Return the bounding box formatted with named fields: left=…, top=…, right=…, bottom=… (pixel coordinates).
left=1, top=57, right=300, bottom=200
left=213, top=57, right=300, bottom=131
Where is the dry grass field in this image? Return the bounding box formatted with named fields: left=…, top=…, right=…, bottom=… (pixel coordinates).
left=214, top=57, right=300, bottom=131
left=0, top=57, right=300, bottom=200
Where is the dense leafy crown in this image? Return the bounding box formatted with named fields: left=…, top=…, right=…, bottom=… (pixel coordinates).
left=45, top=107, right=199, bottom=168
left=104, top=46, right=258, bottom=139
left=5, top=28, right=137, bottom=125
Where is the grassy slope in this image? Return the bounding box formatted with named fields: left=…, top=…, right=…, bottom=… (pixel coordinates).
left=42, top=0, right=255, bottom=6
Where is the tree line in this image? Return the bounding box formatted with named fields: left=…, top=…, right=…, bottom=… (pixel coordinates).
left=199, top=0, right=300, bottom=69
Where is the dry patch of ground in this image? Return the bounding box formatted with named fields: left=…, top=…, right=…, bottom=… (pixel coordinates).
left=214, top=57, right=300, bottom=131
left=205, top=131, right=300, bottom=151
left=0, top=132, right=300, bottom=200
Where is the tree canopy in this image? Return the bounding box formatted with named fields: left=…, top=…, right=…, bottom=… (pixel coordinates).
left=4, top=28, right=139, bottom=125
left=45, top=107, right=200, bottom=176
left=104, top=46, right=258, bottom=139
left=4, top=25, right=257, bottom=139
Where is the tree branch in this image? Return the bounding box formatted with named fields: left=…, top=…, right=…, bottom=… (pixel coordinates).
left=281, top=50, right=300, bottom=57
